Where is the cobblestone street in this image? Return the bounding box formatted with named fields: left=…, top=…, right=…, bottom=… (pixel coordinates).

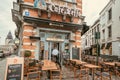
left=0, top=58, right=6, bottom=80
left=0, top=56, right=120, bottom=80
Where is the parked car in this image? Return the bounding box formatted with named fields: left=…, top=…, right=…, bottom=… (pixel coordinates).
left=0, top=51, right=5, bottom=58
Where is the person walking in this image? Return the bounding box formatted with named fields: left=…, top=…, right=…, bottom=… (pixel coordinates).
left=52, top=47, right=59, bottom=63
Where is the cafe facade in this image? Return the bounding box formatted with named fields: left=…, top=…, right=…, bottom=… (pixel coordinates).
left=12, top=0, right=84, bottom=60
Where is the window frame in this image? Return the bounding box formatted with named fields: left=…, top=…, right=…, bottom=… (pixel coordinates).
left=108, top=25, right=112, bottom=38
left=108, top=8, right=112, bottom=21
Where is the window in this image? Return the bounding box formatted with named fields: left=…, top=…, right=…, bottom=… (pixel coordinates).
left=85, top=39, right=87, bottom=46
left=92, top=29, right=94, bottom=35
left=108, top=25, right=112, bottom=38
left=102, top=29, right=105, bottom=40
left=108, top=8, right=112, bottom=20
left=97, top=24, right=99, bottom=32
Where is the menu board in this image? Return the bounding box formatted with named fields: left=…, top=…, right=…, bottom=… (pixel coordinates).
left=4, top=57, right=24, bottom=80
left=72, top=48, right=79, bottom=59
left=6, top=64, right=22, bottom=80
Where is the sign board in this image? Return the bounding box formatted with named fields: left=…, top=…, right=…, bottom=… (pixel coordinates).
left=34, top=0, right=81, bottom=18
left=72, top=48, right=79, bottom=59
left=4, top=57, right=24, bottom=80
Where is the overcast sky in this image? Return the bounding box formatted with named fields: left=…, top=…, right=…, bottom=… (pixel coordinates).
left=0, top=0, right=110, bottom=45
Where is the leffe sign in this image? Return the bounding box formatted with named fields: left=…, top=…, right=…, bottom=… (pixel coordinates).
left=34, top=0, right=81, bottom=18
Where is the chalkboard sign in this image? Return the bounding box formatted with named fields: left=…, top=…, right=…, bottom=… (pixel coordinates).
left=6, top=64, right=22, bottom=80
left=72, top=48, right=79, bottom=59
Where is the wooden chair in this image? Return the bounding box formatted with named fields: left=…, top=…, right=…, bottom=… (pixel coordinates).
left=79, top=64, right=89, bottom=80
left=50, top=64, right=62, bottom=80
left=115, top=62, right=120, bottom=78
left=69, top=61, right=76, bottom=71
left=100, top=63, right=112, bottom=80
left=73, top=63, right=81, bottom=79
left=24, top=63, right=29, bottom=76
left=27, top=71, right=41, bottom=80
left=94, top=68, right=102, bottom=80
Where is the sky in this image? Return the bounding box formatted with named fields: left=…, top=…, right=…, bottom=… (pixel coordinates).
left=0, top=0, right=110, bottom=45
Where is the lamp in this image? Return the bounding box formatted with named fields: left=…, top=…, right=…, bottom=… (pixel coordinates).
left=14, top=38, right=20, bottom=46
left=95, top=32, right=100, bottom=65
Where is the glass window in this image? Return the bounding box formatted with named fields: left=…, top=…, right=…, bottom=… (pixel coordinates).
left=102, top=29, right=105, bottom=40
left=108, top=25, right=112, bottom=38
left=108, top=8, right=112, bottom=20
left=40, top=41, right=44, bottom=60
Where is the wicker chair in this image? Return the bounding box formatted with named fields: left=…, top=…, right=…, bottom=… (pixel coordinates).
left=115, top=63, right=120, bottom=78
left=79, top=64, right=89, bottom=80
left=101, top=63, right=112, bottom=80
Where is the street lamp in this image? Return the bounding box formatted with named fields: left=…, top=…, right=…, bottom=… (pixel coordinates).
left=14, top=38, right=20, bottom=55
left=14, top=38, right=20, bottom=46
left=95, top=32, right=100, bottom=65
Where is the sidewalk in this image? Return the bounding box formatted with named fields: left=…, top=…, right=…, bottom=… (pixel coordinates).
left=0, top=55, right=17, bottom=80
left=0, top=59, right=6, bottom=80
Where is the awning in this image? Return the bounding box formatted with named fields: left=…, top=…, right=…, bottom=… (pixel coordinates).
left=105, top=43, right=112, bottom=49
left=23, top=16, right=83, bottom=32
left=101, top=44, right=105, bottom=49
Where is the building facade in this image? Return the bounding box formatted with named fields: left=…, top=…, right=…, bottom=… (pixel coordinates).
left=82, top=0, right=120, bottom=57
left=12, top=0, right=84, bottom=60
left=81, top=19, right=100, bottom=55
left=5, top=31, right=14, bottom=45
left=100, top=0, right=120, bottom=56
left=0, top=31, right=15, bottom=55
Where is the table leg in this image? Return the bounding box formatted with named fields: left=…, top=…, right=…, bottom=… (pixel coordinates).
left=92, top=69, right=94, bottom=80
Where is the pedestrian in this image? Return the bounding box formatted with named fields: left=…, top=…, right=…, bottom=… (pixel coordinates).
left=52, top=47, right=59, bottom=63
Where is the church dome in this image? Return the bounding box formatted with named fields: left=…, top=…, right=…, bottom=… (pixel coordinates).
left=6, top=31, right=13, bottom=39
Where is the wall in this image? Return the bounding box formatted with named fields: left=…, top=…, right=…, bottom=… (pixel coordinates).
left=20, top=0, right=83, bottom=59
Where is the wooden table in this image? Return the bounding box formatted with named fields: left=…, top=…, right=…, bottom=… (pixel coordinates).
left=84, top=64, right=101, bottom=80
left=70, top=59, right=87, bottom=65
left=42, top=60, right=58, bottom=71
left=104, top=62, right=115, bottom=66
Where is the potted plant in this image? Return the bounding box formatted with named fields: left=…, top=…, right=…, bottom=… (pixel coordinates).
left=24, top=50, right=32, bottom=75
left=24, top=50, right=31, bottom=57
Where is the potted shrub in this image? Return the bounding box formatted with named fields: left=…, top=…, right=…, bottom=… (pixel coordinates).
left=24, top=50, right=32, bottom=75
left=24, top=50, right=31, bottom=57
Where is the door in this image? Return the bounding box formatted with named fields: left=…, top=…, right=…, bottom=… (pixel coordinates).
left=48, top=42, right=62, bottom=60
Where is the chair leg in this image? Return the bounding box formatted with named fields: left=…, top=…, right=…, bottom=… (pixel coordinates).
left=50, top=71, right=52, bottom=80
left=109, top=72, right=112, bottom=80
left=60, top=71, right=62, bottom=80
left=74, top=68, right=77, bottom=79
left=86, top=71, right=89, bottom=80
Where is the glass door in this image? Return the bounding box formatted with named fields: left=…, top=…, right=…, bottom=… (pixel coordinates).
left=48, top=42, right=62, bottom=60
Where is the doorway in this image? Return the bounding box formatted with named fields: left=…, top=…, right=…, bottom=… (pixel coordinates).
left=48, top=42, right=62, bottom=60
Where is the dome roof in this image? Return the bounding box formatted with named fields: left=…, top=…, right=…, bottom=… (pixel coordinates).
left=6, top=31, right=13, bottom=39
